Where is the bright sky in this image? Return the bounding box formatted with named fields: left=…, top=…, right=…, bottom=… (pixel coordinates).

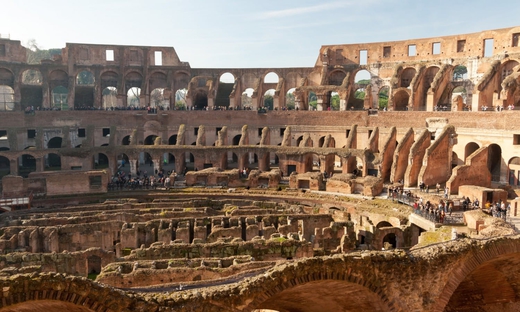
left=1, top=0, right=519, bottom=69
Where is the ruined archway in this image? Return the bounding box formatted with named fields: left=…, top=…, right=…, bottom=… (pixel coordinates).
left=102, top=86, right=118, bottom=109
left=508, top=157, right=520, bottom=186
left=47, top=137, right=62, bottom=149
left=393, top=89, right=410, bottom=111
left=241, top=88, right=254, bottom=109
left=255, top=280, right=389, bottom=312
left=328, top=70, right=346, bottom=86
left=75, top=71, right=95, bottom=109
left=51, top=86, right=68, bottom=110
left=150, top=88, right=169, bottom=110
left=263, top=89, right=275, bottom=110
left=18, top=154, right=36, bottom=177
left=0, top=155, right=10, bottom=179
left=44, top=153, right=61, bottom=170
left=400, top=67, right=416, bottom=88
left=122, top=135, right=131, bottom=146
left=464, top=142, right=480, bottom=161
left=193, top=88, right=208, bottom=110
left=94, top=153, right=109, bottom=169
left=378, top=86, right=389, bottom=110
left=216, top=72, right=235, bottom=108
left=0, top=85, right=14, bottom=111
left=168, top=134, right=178, bottom=145
left=487, top=143, right=502, bottom=182
left=127, top=87, right=141, bottom=108
left=144, top=135, right=158, bottom=145
left=286, top=88, right=296, bottom=110
left=21, top=69, right=43, bottom=110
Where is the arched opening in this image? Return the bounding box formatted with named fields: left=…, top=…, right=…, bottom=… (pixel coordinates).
left=144, top=135, right=158, bottom=145
left=264, top=72, right=279, bottom=84
left=464, top=142, right=480, bottom=161
left=330, top=91, right=340, bottom=111
left=0, top=85, right=15, bottom=111
left=52, top=86, right=68, bottom=110
left=382, top=233, right=397, bottom=249
left=393, top=90, right=410, bottom=111
left=400, top=68, right=416, bottom=88
left=263, top=89, right=275, bottom=110
left=216, top=72, right=235, bottom=109
left=501, top=60, right=519, bottom=81
left=488, top=144, right=502, bottom=182
left=185, top=152, right=195, bottom=171
left=175, top=88, right=187, bottom=110
left=248, top=152, right=259, bottom=169
left=94, top=153, right=109, bottom=169
left=452, top=86, right=468, bottom=111
left=508, top=157, right=520, bottom=186
left=19, top=154, right=36, bottom=177
left=376, top=221, right=393, bottom=228
left=232, top=135, right=241, bottom=146
left=150, top=88, right=169, bottom=110
left=2, top=300, right=98, bottom=312
left=420, top=66, right=439, bottom=110
left=138, top=152, right=153, bottom=175
left=308, top=92, right=317, bottom=110
left=168, top=134, right=178, bottom=145
left=0, top=155, right=10, bottom=179
left=117, top=153, right=129, bottom=171
left=378, top=86, right=389, bottom=110
left=162, top=153, right=176, bottom=173
left=328, top=70, right=346, bottom=86
left=87, top=255, right=102, bottom=275
left=127, top=87, right=141, bottom=108
left=122, top=135, right=131, bottom=146
left=296, top=135, right=304, bottom=147
left=286, top=88, right=296, bottom=110
left=452, top=151, right=460, bottom=168
left=228, top=152, right=239, bottom=168
left=241, top=88, right=254, bottom=109
left=445, top=253, right=520, bottom=311
left=354, top=70, right=371, bottom=85
left=45, top=153, right=61, bottom=171
left=21, top=69, right=43, bottom=110
left=193, top=88, right=208, bottom=110
left=256, top=280, right=390, bottom=311
left=47, top=137, right=62, bottom=149
left=75, top=71, right=95, bottom=109
left=125, top=72, right=142, bottom=107
left=102, top=86, right=118, bottom=109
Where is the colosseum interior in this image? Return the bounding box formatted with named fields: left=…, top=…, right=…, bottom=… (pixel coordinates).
left=0, top=26, right=520, bottom=311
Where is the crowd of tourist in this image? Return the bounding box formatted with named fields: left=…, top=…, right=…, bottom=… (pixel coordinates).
left=108, top=167, right=177, bottom=191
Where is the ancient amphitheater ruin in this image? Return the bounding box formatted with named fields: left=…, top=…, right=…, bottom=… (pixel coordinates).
left=0, top=26, right=520, bottom=311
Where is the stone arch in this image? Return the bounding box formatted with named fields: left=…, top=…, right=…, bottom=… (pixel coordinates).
left=378, top=86, right=389, bottom=110
left=0, top=155, right=10, bottom=179
left=87, top=255, right=102, bottom=275
left=501, top=60, right=519, bottom=81
left=94, top=152, right=109, bottom=169
left=508, top=157, right=520, bottom=186
left=488, top=143, right=502, bottom=182
left=242, top=88, right=254, bottom=109
left=162, top=152, right=176, bottom=172
left=400, top=67, right=416, bottom=88
left=52, top=86, right=69, bottom=110
left=100, top=70, right=119, bottom=90
left=328, top=70, right=346, bottom=86
left=44, top=153, right=61, bottom=170
left=75, top=71, right=95, bottom=109
left=127, top=87, right=141, bottom=108
left=174, top=88, right=187, bottom=109
left=168, top=134, right=178, bottom=145
left=21, top=69, right=44, bottom=110
left=47, top=137, right=62, bottom=149
left=354, top=69, right=371, bottom=84
left=0, top=85, right=15, bottom=111
left=433, top=240, right=520, bottom=312
left=122, top=135, right=131, bottom=146
left=102, top=86, right=118, bottom=109
left=263, top=89, right=275, bottom=110
left=286, top=87, right=296, bottom=110
left=464, top=142, right=480, bottom=161
left=0, top=68, right=15, bottom=87
left=376, top=221, right=393, bottom=228
left=393, top=89, right=410, bottom=111
left=193, top=88, right=208, bottom=110
left=148, top=71, right=167, bottom=90
left=76, top=70, right=95, bottom=86
left=382, top=233, right=397, bottom=248
left=150, top=88, right=169, bottom=109
left=144, top=134, right=158, bottom=145
left=263, top=72, right=279, bottom=83
left=243, top=257, right=394, bottom=311
left=18, top=153, right=36, bottom=177
left=0, top=273, right=152, bottom=312
left=232, top=135, right=241, bottom=146
left=49, top=69, right=69, bottom=89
